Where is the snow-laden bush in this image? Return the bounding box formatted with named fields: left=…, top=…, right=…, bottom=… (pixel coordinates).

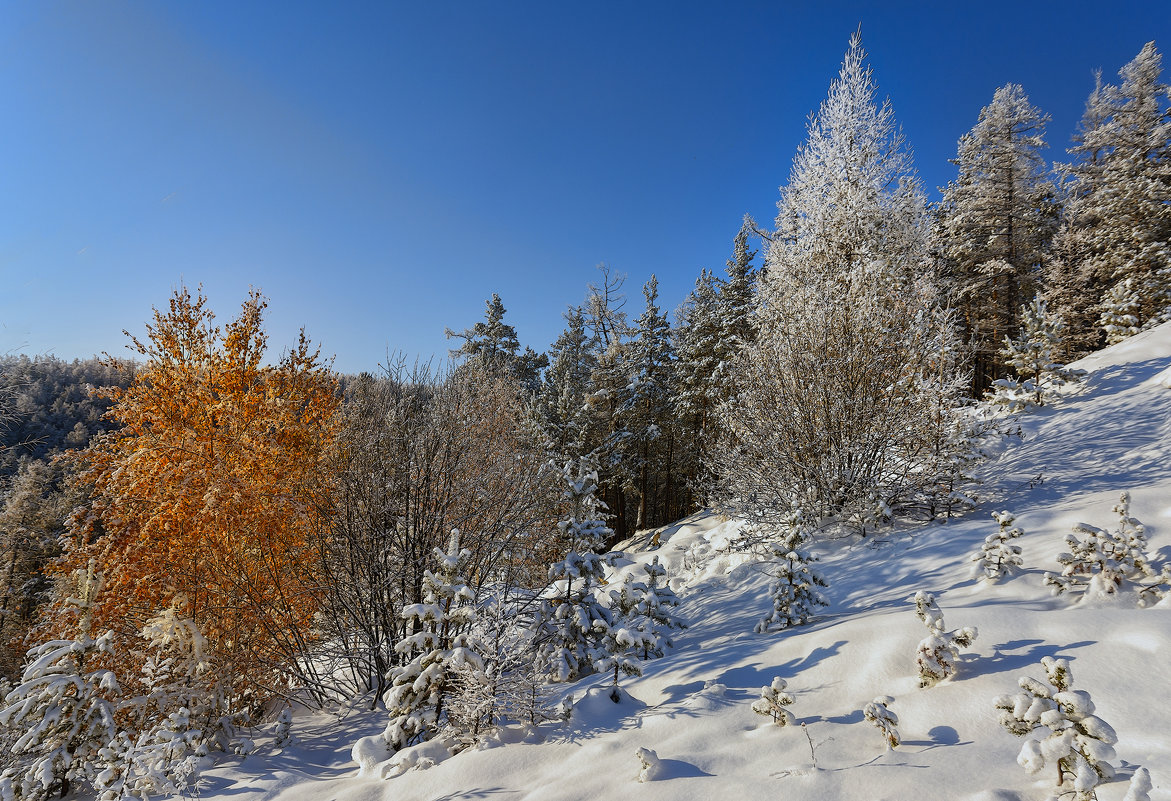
left=1044, top=492, right=1170, bottom=604
left=994, top=656, right=1117, bottom=800
left=970, top=510, right=1024, bottom=582
left=863, top=696, right=900, bottom=749
left=914, top=591, right=977, bottom=687
left=751, top=677, right=795, bottom=726
left=754, top=515, right=828, bottom=634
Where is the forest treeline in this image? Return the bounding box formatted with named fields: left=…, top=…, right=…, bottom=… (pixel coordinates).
left=0, top=33, right=1167, bottom=801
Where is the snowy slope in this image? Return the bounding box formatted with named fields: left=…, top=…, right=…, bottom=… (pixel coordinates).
left=194, top=323, right=1171, bottom=801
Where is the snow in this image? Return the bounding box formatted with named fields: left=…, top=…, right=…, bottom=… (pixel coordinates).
left=182, top=322, right=1171, bottom=800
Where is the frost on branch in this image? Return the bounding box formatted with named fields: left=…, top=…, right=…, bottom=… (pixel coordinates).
left=990, top=295, right=1084, bottom=411
left=970, top=510, right=1024, bottom=582
left=993, top=656, right=1118, bottom=800
left=751, top=677, right=796, bottom=726
left=1043, top=492, right=1170, bottom=605
left=863, top=696, right=900, bottom=749
left=914, top=591, right=977, bottom=687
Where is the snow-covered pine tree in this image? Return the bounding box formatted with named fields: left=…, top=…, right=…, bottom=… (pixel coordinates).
left=754, top=516, right=828, bottom=633
left=1044, top=492, right=1170, bottom=604
left=863, top=696, right=900, bottom=749
left=622, top=556, right=686, bottom=660
left=382, top=532, right=487, bottom=752
left=994, top=656, right=1118, bottom=800
left=914, top=591, right=977, bottom=687
left=0, top=562, right=120, bottom=801
left=620, top=275, right=676, bottom=530
left=537, top=307, right=598, bottom=461
left=713, top=32, right=968, bottom=531
left=113, top=603, right=231, bottom=798
left=1099, top=278, right=1145, bottom=345
left=673, top=268, right=723, bottom=494
left=938, top=83, right=1059, bottom=395
left=1086, top=42, right=1171, bottom=338
left=446, top=293, right=547, bottom=394
left=532, top=459, right=614, bottom=683
left=751, top=677, right=795, bottom=726
left=970, top=511, right=1024, bottom=582
left=992, top=295, right=1083, bottom=409
left=1044, top=71, right=1114, bottom=360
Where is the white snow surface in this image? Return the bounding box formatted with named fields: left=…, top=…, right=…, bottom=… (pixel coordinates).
left=189, top=323, right=1171, bottom=800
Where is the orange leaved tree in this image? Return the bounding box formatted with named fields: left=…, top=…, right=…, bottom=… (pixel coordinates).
left=60, top=286, right=339, bottom=704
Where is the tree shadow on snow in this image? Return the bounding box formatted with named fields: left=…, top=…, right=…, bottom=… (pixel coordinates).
left=961, top=639, right=1095, bottom=678
left=430, top=788, right=513, bottom=800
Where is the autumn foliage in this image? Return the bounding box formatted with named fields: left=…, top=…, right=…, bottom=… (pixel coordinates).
left=57, top=287, right=340, bottom=698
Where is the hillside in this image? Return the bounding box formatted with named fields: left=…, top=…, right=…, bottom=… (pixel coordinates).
left=193, top=323, right=1171, bottom=801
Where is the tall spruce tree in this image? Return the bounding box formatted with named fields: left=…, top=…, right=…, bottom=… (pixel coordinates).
left=939, top=84, right=1059, bottom=394
left=1051, top=43, right=1171, bottom=348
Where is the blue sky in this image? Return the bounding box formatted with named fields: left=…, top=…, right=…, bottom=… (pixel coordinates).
left=1, top=1, right=1169, bottom=373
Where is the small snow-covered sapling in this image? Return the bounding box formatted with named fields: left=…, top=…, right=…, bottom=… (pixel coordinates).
left=970, top=511, right=1023, bottom=582
left=751, top=677, right=796, bottom=726
left=635, top=747, right=662, bottom=782
left=1044, top=492, right=1171, bottom=604
left=914, top=591, right=977, bottom=687
left=863, top=696, right=900, bottom=749
left=993, top=656, right=1117, bottom=801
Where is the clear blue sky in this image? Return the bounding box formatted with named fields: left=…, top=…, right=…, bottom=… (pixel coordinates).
left=2, top=1, right=1168, bottom=373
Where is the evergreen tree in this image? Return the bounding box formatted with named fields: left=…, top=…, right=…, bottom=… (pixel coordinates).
left=994, top=656, right=1118, bottom=800
left=382, top=532, right=487, bottom=751
left=970, top=511, right=1024, bottom=582
left=446, top=294, right=548, bottom=393
left=537, top=307, right=597, bottom=460
left=992, top=295, right=1082, bottom=409
left=939, top=84, right=1059, bottom=394
left=620, top=276, right=676, bottom=529
left=1054, top=43, right=1171, bottom=346
left=532, top=459, right=614, bottom=682
left=0, top=563, right=119, bottom=801
left=863, top=696, right=900, bottom=749
left=751, top=677, right=795, bottom=726
left=754, top=516, right=828, bottom=633
left=913, top=591, right=977, bottom=687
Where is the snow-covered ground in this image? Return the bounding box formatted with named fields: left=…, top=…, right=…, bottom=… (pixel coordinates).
left=196, top=324, right=1171, bottom=801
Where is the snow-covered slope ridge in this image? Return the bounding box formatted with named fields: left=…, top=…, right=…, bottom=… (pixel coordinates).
left=195, top=322, right=1171, bottom=801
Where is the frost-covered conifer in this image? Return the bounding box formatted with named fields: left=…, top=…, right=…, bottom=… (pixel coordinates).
left=0, top=562, right=120, bottom=801
left=382, top=532, right=486, bottom=752
left=971, top=511, right=1024, bottom=582
left=1044, top=492, right=1170, bottom=604
left=992, top=295, right=1083, bottom=409
left=609, top=557, right=686, bottom=660
left=533, top=459, right=615, bottom=682
left=914, top=591, right=977, bottom=687
left=938, top=84, right=1059, bottom=394
left=863, top=696, right=900, bottom=749
left=114, top=604, right=228, bottom=798
left=755, top=517, right=828, bottom=634
left=994, top=656, right=1118, bottom=800
left=1099, top=279, right=1146, bottom=345
left=751, top=677, right=796, bottom=726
